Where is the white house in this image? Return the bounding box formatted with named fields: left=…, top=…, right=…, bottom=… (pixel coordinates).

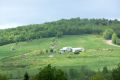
left=60, top=47, right=72, bottom=53
left=60, top=47, right=84, bottom=53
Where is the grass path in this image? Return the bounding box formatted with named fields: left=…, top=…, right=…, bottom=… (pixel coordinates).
left=105, top=40, right=120, bottom=47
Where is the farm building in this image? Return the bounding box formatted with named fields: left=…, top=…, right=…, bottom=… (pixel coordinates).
left=60, top=47, right=84, bottom=53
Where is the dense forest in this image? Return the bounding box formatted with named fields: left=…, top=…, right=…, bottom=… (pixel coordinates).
left=0, top=18, right=120, bottom=46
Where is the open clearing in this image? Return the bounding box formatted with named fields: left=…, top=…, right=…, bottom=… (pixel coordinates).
left=0, top=35, right=120, bottom=77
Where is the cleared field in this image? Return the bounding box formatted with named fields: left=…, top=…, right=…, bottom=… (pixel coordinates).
left=0, top=35, right=120, bottom=79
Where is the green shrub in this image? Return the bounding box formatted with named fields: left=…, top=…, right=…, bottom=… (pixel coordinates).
left=68, top=69, right=79, bottom=80
left=116, top=38, right=120, bottom=45
left=32, top=64, right=68, bottom=80
left=0, top=74, right=8, bottom=80
left=112, top=64, right=120, bottom=80
left=103, top=29, right=113, bottom=40
left=90, top=73, right=105, bottom=80
left=102, top=66, right=108, bottom=74
left=102, top=66, right=112, bottom=80
left=112, top=33, right=117, bottom=44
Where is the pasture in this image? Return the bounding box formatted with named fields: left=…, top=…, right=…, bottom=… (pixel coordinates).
left=0, top=35, right=120, bottom=79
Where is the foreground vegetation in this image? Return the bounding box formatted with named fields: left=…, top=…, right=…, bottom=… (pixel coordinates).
left=1, top=64, right=120, bottom=80
left=28, top=64, right=120, bottom=80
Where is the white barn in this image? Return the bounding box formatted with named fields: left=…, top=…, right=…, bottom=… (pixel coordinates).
left=60, top=47, right=84, bottom=54
left=60, top=47, right=72, bottom=53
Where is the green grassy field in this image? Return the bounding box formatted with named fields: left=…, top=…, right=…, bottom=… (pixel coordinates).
left=0, top=35, right=120, bottom=79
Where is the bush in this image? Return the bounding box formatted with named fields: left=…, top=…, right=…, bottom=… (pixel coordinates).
left=79, top=66, right=95, bottom=80
left=50, top=49, right=54, bottom=53
left=112, top=64, right=120, bottom=80
left=68, top=69, right=79, bottom=80
left=102, top=66, right=109, bottom=74
left=0, top=74, right=8, bottom=80
left=112, top=33, right=117, bottom=44
left=103, top=29, right=113, bottom=40
left=116, top=38, right=120, bottom=45
left=102, top=66, right=112, bottom=80
left=90, top=72, right=105, bottom=80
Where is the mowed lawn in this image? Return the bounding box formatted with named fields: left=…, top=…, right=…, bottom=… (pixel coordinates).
left=0, top=35, right=120, bottom=74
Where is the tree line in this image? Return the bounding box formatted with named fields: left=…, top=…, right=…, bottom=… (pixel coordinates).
left=0, top=18, right=120, bottom=46
left=1, top=64, right=120, bottom=80
left=103, top=29, right=120, bottom=45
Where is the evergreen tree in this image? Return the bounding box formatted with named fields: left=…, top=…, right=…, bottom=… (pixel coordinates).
left=24, top=72, right=29, bottom=80
left=102, top=66, right=108, bottom=74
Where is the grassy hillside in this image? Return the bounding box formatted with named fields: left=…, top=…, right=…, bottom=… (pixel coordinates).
left=0, top=35, right=120, bottom=76
left=0, top=34, right=119, bottom=80
left=0, top=35, right=117, bottom=58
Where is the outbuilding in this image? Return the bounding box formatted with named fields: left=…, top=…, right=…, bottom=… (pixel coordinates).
left=60, top=47, right=84, bottom=54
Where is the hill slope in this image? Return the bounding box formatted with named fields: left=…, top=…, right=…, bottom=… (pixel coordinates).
left=0, top=35, right=120, bottom=73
